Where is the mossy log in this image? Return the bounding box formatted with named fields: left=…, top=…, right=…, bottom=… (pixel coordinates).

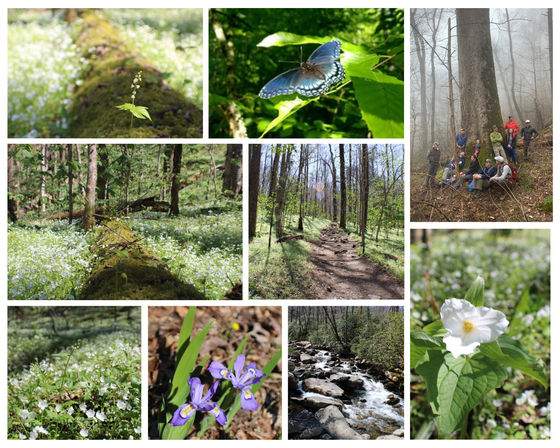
left=80, top=220, right=206, bottom=300
left=67, top=9, right=202, bottom=138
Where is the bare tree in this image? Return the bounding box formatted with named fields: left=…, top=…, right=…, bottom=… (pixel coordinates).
left=83, top=144, right=97, bottom=231
left=170, top=144, right=182, bottom=216
left=248, top=144, right=261, bottom=240
left=339, top=144, right=347, bottom=229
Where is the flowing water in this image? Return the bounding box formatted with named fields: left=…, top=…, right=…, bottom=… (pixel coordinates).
left=298, top=349, right=403, bottom=437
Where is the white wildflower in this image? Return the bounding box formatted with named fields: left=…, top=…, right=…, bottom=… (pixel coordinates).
left=440, top=298, right=509, bottom=357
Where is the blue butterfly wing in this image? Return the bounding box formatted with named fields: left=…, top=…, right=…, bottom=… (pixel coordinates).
left=259, top=68, right=301, bottom=99
left=307, top=39, right=342, bottom=64
left=259, top=39, right=345, bottom=98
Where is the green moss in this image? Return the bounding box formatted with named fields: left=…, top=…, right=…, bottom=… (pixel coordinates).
left=80, top=220, right=206, bottom=300
left=540, top=195, right=553, bottom=213
left=68, top=9, right=202, bottom=138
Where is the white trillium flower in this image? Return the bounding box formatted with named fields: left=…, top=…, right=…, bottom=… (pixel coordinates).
left=440, top=298, right=509, bottom=357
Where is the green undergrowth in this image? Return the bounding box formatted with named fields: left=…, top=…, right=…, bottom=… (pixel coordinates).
left=81, top=220, right=205, bottom=300
left=68, top=9, right=201, bottom=137
left=346, top=226, right=404, bottom=281
left=8, top=307, right=141, bottom=440
left=249, top=215, right=330, bottom=299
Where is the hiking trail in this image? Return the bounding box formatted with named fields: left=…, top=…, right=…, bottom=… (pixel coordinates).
left=308, top=222, right=404, bottom=300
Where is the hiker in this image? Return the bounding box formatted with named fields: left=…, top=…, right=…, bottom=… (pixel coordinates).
left=519, top=119, right=539, bottom=162
left=473, top=138, right=481, bottom=158
left=504, top=128, right=518, bottom=164
left=454, top=154, right=481, bottom=189
left=503, top=116, right=520, bottom=136
left=489, top=156, right=513, bottom=188
left=442, top=151, right=465, bottom=183
left=471, top=158, right=497, bottom=197
left=456, top=128, right=468, bottom=152
left=426, top=142, right=441, bottom=188
left=490, top=125, right=507, bottom=160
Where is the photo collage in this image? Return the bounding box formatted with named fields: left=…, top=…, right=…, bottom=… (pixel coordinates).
left=2, top=3, right=555, bottom=443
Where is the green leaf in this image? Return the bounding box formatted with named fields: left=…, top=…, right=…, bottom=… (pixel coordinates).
left=416, top=350, right=506, bottom=435
left=115, top=103, right=152, bottom=121
left=465, top=276, right=485, bottom=306
left=259, top=97, right=313, bottom=138
left=479, top=335, right=548, bottom=387
left=423, top=320, right=446, bottom=337
left=410, top=330, right=445, bottom=369
left=509, top=289, right=531, bottom=335
left=160, top=318, right=214, bottom=440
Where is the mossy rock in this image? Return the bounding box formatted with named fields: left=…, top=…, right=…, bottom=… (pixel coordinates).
left=68, top=10, right=202, bottom=138
left=80, top=220, right=206, bottom=300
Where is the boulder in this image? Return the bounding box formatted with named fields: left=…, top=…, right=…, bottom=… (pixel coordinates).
left=292, top=395, right=344, bottom=411
left=315, top=405, right=369, bottom=440
left=376, top=435, right=402, bottom=440
left=288, top=372, right=298, bottom=392
left=288, top=408, right=323, bottom=438
left=329, top=374, right=364, bottom=391
left=303, top=378, right=344, bottom=398
left=300, top=353, right=315, bottom=364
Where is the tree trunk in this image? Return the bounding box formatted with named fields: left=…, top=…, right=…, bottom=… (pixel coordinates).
left=429, top=9, right=443, bottom=144
left=456, top=8, right=503, bottom=160
left=248, top=144, right=261, bottom=240
left=411, top=10, right=429, bottom=153
left=328, top=145, right=338, bottom=220
left=97, top=144, right=108, bottom=201
left=548, top=9, right=553, bottom=95
left=222, top=144, right=242, bottom=195
left=505, top=9, right=524, bottom=121
left=40, top=144, right=48, bottom=214
left=83, top=144, right=97, bottom=231
left=8, top=145, right=18, bottom=222
left=68, top=144, right=74, bottom=224
left=275, top=148, right=292, bottom=238
left=170, top=144, right=182, bottom=216
left=360, top=144, right=369, bottom=255
left=339, top=144, right=347, bottom=229
left=448, top=18, right=458, bottom=177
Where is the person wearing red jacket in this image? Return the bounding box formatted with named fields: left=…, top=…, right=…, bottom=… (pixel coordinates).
left=503, top=116, right=520, bottom=136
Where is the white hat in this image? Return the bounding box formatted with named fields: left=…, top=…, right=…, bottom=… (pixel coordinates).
left=525, top=119, right=531, bottom=123
left=494, top=156, right=504, bottom=163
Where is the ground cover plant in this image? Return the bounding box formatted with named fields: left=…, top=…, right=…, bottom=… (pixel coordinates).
left=8, top=307, right=141, bottom=440
left=209, top=8, right=404, bottom=138
left=410, top=229, right=550, bottom=439
left=8, top=144, right=242, bottom=300
left=249, top=144, right=404, bottom=300
left=8, top=8, right=202, bottom=138
left=148, top=306, right=282, bottom=439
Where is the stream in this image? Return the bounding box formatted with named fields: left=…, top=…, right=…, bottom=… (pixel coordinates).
left=290, top=346, right=404, bottom=439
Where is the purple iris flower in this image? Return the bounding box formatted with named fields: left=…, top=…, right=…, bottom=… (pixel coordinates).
left=170, top=377, right=227, bottom=426
left=209, top=354, right=265, bottom=411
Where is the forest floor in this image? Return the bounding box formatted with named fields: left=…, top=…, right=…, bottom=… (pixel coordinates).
left=148, top=306, right=281, bottom=440
left=410, top=127, right=553, bottom=222
left=309, top=223, right=404, bottom=300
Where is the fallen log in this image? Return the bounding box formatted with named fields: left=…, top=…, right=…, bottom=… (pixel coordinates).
left=66, top=9, right=201, bottom=138
left=276, top=235, right=304, bottom=243
left=80, top=220, right=206, bottom=300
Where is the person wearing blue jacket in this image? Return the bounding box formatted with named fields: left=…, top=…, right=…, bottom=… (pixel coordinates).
left=456, top=128, right=468, bottom=152
left=471, top=159, right=497, bottom=197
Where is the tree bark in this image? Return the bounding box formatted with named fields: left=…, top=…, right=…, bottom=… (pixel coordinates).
left=170, top=144, right=182, bottom=216
left=68, top=144, right=74, bottom=224
left=339, top=144, right=347, bottom=229
left=8, top=145, right=18, bottom=222
left=411, top=10, right=429, bottom=153
left=248, top=144, right=261, bottom=240
left=222, top=144, right=242, bottom=195
left=83, top=144, right=97, bottom=231
left=275, top=147, right=292, bottom=238
left=97, top=144, right=108, bottom=201
left=448, top=17, right=458, bottom=177
left=505, top=9, right=524, bottom=121
left=328, top=145, right=338, bottom=220
left=456, top=8, right=503, bottom=160
left=360, top=144, right=369, bottom=255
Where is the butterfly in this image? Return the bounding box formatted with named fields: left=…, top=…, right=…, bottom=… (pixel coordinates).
left=259, top=39, right=345, bottom=99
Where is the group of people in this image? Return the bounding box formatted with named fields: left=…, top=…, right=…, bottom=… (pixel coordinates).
left=425, top=117, right=538, bottom=197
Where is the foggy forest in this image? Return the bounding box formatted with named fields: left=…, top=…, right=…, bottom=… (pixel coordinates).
left=410, top=8, right=552, bottom=222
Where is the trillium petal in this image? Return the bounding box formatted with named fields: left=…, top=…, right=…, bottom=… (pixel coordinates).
left=443, top=334, right=480, bottom=357
left=208, top=361, right=229, bottom=379
left=170, top=404, right=195, bottom=426
left=240, top=388, right=259, bottom=411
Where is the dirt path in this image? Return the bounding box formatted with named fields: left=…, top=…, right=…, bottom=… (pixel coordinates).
left=308, top=223, right=404, bottom=300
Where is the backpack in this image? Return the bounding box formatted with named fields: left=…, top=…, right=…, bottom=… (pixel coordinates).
left=505, top=163, right=518, bottom=184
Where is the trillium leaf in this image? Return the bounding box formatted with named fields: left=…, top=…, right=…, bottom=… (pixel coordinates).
left=479, top=334, right=548, bottom=387
left=464, top=276, right=485, bottom=306
left=415, top=350, right=506, bottom=435
left=423, top=320, right=446, bottom=337
left=410, top=330, right=445, bottom=369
